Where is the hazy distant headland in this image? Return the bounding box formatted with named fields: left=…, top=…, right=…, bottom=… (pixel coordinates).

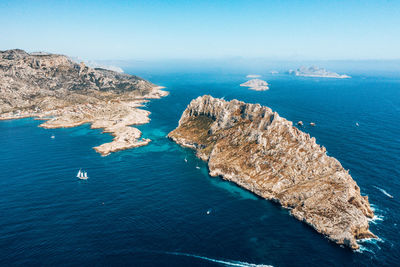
left=95, top=58, right=400, bottom=79
left=246, top=74, right=261, bottom=78
left=288, top=66, right=351, bottom=78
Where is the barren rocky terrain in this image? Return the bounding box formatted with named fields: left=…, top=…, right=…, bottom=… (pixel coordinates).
left=168, top=95, right=376, bottom=249
left=0, top=49, right=168, bottom=155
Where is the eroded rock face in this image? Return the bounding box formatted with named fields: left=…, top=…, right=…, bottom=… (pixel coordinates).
left=168, top=95, right=376, bottom=249
left=0, top=49, right=168, bottom=155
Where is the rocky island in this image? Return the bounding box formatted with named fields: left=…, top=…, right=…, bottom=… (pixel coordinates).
left=240, top=79, right=269, bottom=91
left=246, top=74, right=261, bottom=78
left=0, top=49, right=168, bottom=156
left=289, top=66, right=351, bottom=78
left=168, top=95, right=376, bottom=249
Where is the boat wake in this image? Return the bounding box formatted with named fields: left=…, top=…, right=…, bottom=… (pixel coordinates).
left=373, top=186, right=394, bottom=198
left=164, top=251, right=272, bottom=267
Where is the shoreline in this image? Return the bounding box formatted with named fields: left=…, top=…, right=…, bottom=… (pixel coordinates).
left=0, top=87, right=168, bottom=156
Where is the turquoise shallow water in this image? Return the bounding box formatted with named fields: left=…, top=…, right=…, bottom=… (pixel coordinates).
left=0, top=70, right=399, bottom=266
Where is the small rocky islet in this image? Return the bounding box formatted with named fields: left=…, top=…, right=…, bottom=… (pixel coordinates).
left=168, top=95, right=376, bottom=249
left=240, top=78, right=270, bottom=91
left=0, top=49, right=168, bottom=155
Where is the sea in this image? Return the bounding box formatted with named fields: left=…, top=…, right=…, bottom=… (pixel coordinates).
left=0, top=63, right=399, bottom=266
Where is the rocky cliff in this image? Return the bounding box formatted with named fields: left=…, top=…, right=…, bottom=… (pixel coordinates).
left=0, top=49, right=168, bottom=155
left=168, top=95, right=376, bottom=249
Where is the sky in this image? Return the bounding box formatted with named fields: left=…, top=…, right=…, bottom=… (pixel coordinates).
left=0, top=0, right=399, bottom=60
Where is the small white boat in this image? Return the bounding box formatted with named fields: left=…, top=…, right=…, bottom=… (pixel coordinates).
left=196, top=166, right=200, bottom=169
left=51, top=135, right=55, bottom=139
left=77, top=169, right=88, bottom=180
left=355, top=122, right=359, bottom=127
left=184, top=157, right=188, bottom=163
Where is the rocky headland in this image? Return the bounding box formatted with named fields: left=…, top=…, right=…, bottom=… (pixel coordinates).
left=168, top=95, right=376, bottom=249
left=0, top=49, right=168, bottom=156
left=289, top=66, right=351, bottom=79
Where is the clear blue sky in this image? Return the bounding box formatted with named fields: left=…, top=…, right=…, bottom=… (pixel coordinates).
left=1, top=0, right=399, bottom=60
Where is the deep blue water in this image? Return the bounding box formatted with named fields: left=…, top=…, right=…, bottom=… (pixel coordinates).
left=0, top=69, right=399, bottom=266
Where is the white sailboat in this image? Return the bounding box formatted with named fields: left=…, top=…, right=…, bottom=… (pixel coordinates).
left=77, top=169, right=88, bottom=180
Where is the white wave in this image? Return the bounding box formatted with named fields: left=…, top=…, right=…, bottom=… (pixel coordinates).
left=165, top=251, right=272, bottom=267
left=356, top=244, right=375, bottom=254
left=369, top=213, right=384, bottom=225
left=357, top=235, right=384, bottom=254
left=358, top=237, right=384, bottom=245
left=370, top=203, right=381, bottom=213
left=370, top=204, right=376, bottom=212
left=373, top=186, right=394, bottom=198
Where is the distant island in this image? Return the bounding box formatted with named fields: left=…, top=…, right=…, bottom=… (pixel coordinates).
left=246, top=74, right=261, bottom=78
left=289, top=66, right=351, bottom=78
left=0, top=49, right=168, bottom=156
left=168, top=95, right=376, bottom=250
left=240, top=79, right=269, bottom=91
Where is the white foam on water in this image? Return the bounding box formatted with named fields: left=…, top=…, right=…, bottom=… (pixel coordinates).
left=357, top=236, right=384, bottom=254
left=370, top=203, right=378, bottom=212
left=165, top=251, right=273, bottom=267
left=358, top=236, right=384, bottom=245
left=356, top=244, right=375, bottom=254
left=369, top=213, right=384, bottom=225
left=373, top=186, right=394, bottom=198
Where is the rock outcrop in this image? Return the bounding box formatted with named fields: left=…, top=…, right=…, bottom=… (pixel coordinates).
left=168, top=95, right=376, bottom=249
left=0, top=49, right=168, bottom=155
left=240, top=79, right=269, bottom=91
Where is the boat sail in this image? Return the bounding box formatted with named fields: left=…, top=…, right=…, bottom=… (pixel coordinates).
left=77, top=169, right=88, bottom=180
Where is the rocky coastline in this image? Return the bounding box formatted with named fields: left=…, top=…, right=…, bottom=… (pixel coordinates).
left=0, top=49, right=168, bottom=156
left=168, top=95, right=376, bottom=249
